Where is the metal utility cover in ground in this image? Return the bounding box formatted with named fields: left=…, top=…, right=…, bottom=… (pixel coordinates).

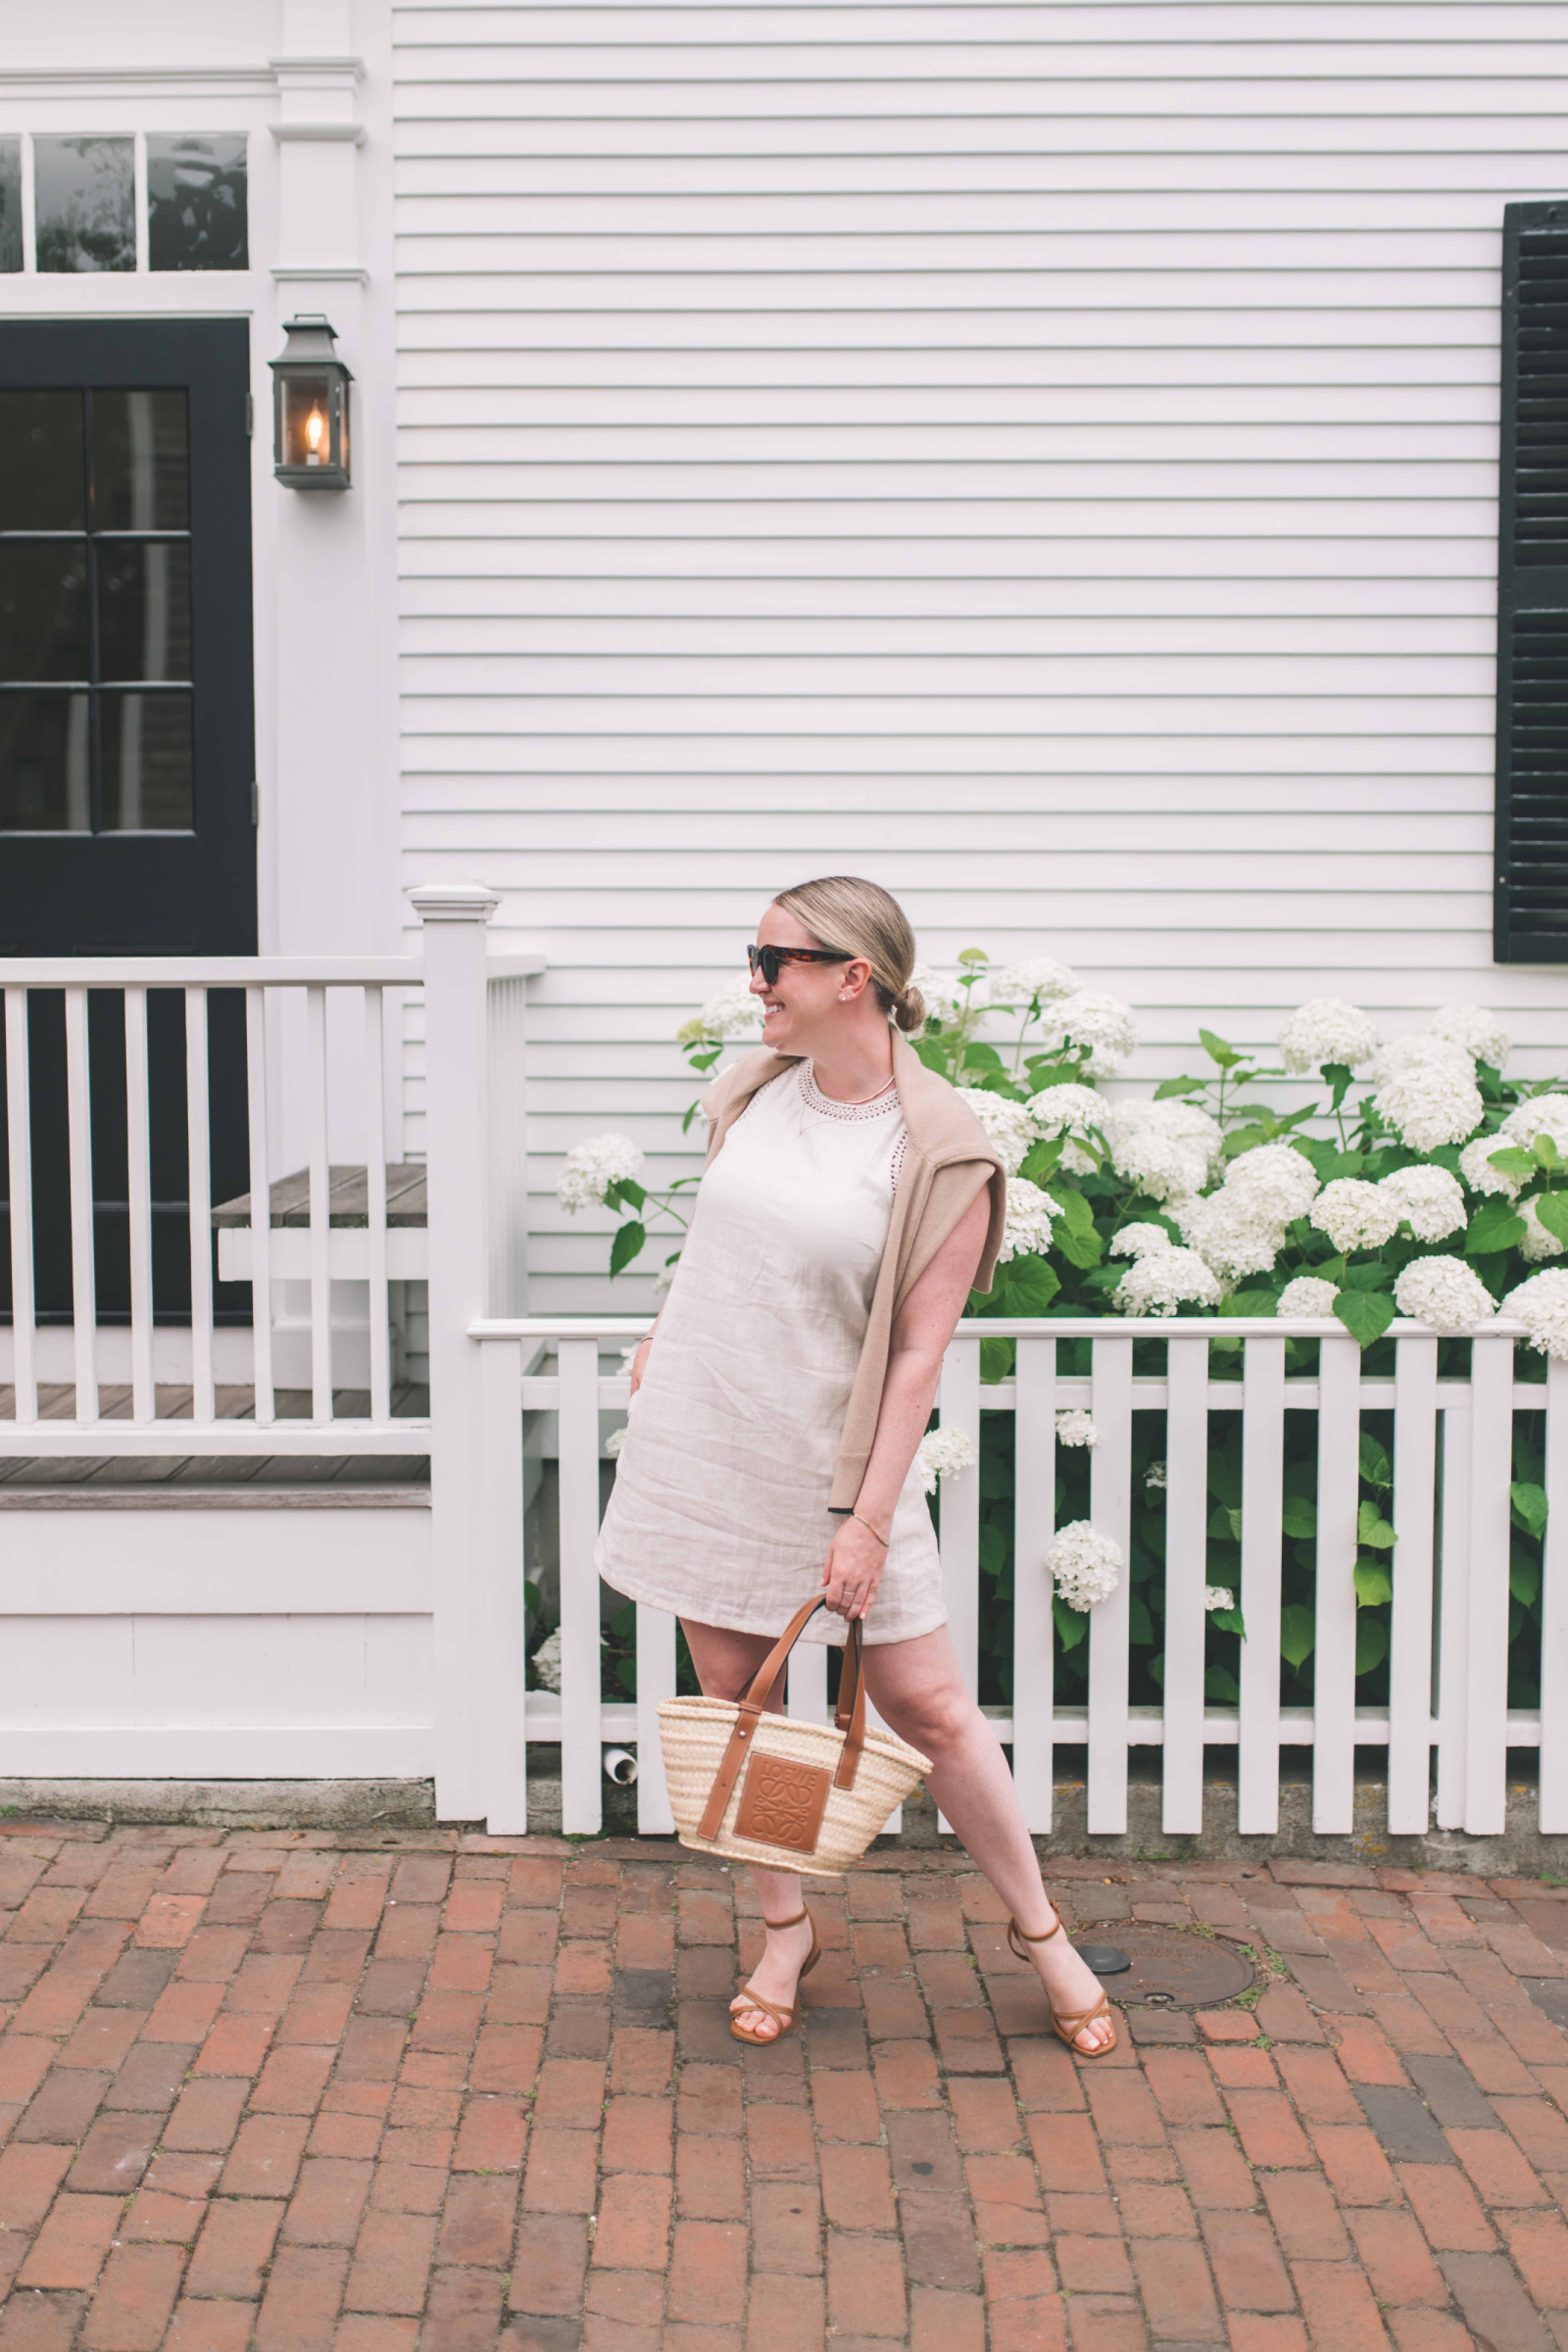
left=1080, top=1928, right=1255, bottom=2007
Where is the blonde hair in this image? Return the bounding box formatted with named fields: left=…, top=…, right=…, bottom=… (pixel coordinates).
left=770, top=875, right=926, bottom=1034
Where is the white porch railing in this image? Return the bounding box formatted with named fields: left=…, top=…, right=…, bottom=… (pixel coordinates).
left=469, top=1314, right=1568, bottom=1847
left=0, top=886, right=538, bottom=1447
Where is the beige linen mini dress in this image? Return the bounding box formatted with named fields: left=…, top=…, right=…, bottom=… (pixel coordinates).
left=594, top=1060, right=948, bottom=1647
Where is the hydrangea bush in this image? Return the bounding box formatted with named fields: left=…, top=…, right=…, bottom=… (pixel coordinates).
left=556, top=956, right=1560, bottom=1719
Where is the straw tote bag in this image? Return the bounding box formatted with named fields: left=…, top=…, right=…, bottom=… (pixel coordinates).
left=658, top=1594, right=931, bottom=1876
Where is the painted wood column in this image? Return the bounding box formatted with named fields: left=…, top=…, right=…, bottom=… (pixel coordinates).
left=415, top=881, right=500, bottom=1824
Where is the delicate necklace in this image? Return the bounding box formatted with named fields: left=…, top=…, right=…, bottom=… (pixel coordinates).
left=804, top=1061, right=897, bottom=1112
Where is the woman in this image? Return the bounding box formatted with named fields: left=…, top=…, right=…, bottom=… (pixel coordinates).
left=595, top=876, right=1115, bottom=2057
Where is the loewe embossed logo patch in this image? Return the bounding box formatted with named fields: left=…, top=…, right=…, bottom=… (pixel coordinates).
left=733, top=1750, right=832, bottom=1855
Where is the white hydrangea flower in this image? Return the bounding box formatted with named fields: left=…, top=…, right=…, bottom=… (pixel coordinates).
left=998, top=1176, right=1061, bottom=1264
left=1277, top=999, right=1380, bottom=1076
left=1102, top=1099, right=1224, bottom=1203
left=558, top=1134, right=646, bottom=1213
left=989, top=956, right=1079, bottom=1007
left=1043, top=990, right=1138, bottom=1079
left=1145, top=1459, right=1169, bottom=1491
left=1502, top=1267, right=1568, bottom=1360
left=1394, top=1254, right=1498, bottom=1329
left=1310, top=1178, right=1399, bottom=1254
left=606, top=1426, right=627, bottom=1458
left=1426, top=1004, right=1510, bottom=1069
left=1055, top=1410, right=1099, bottom=1449
left=1459, top=1133, right=1524, bottom=1200
left=1501, top=1094, right=1568, bottom=1157
left=530, top=1626, right=563, bottom=1694
left=1204, top=1587, right=1236, bottom=1612
left=1026, top=1082, right=1104, bottom=1175
left=1277, top=1275, right=1342, bottom=1318
left=1046, top=1522, right=1124, bottom=1612
left=914, top=1427, right=978, bottom=1494
left=908, top=961, right=968, bottom=1024
left=1113, top=1246, right=1226, bottom=1317
left=1173, top=1193, right=1286, bottom=1282
left=1372, top=1037, right=1484, bottom=1153
left=1377, top=1163, right=1467, bottom=1244
left=675, top=972, right=763, bottom=1045
left=1519, top=1196, right=1567, bottom=1264
left=955, top=1087, right=1037, bottom=1178
left=1108, top=1222, right=1176, bottom=1261
left=1222, top=1144, right=1321, bottom=1226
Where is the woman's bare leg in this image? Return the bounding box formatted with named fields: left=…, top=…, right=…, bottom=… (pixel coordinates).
left=864, top=1627, right=1114, bottom=2052
left=680, top=1619, right=819, bottom=2041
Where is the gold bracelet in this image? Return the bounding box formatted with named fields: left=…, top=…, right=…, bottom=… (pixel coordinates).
left=852, top=1511, right=890, bottom=1548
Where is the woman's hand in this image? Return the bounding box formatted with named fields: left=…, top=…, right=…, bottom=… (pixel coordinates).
left=820, top=1515, right=888, bottom=1623
left=628, top=1338, right=654, bottom=1396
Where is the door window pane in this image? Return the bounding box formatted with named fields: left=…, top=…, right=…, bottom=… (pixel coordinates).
left=0, top=391, right=85, bottom=530
left=0, top=690, right=90, bottom=829
left=100, top=692, right=193, bottom=830
left=0, top=544, right=89, bottom=681
left=148, top=135, right=248, bottom=272
left=97, top=543, right=191, bottom=682
left=34, top=137, right=135, bottom=274
left=94, top=391, right=188, bottom=531
left=0, top=140, right=21, bottom=272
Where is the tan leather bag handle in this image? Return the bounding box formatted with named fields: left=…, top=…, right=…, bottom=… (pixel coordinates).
left=697, top=1597, right=869, bottom=1842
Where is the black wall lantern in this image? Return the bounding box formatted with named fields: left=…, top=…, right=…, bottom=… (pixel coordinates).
left=270, top=315, right=352, bottom=490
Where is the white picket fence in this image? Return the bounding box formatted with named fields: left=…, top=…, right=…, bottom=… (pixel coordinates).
left=470, top=1313, right=1567, bottom=1845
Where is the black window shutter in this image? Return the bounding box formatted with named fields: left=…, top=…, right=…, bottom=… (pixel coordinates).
left=1496, top=200, right=1568, bottom=961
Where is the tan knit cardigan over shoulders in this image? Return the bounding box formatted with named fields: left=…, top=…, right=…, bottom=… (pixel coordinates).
left=699, top=1029, right=1007, bottom=1512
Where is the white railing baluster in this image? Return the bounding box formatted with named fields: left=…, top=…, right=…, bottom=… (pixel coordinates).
left=1162, top=1336, right=1208, bottom=1836
left=477, top=1335, right=530, bottom=1832
left=123, top=987, right=155, bottom=1422
left=936, top=1335, right=982, bottom=1836
left=1541, top=1359, right=1568, bottom=1836
left=1087, top=1334, right=1133, bottom=1835
left=1464, top=1332, right=1515, bottom=1835
left=244, top=985, right=275, bottom=1426
left=1238, top=1335, right=1286, bottom=1834
left=636, top=1604, right=677, bottom=1834
left=938, top=1335, right=982, bottom=1697
left=1313, top=1333, right=1361, bottom=1833
left=306, top=985, right=332, bottom=1422
left=4, top=989, right=38, bottom=1426
left=558, top=1335, right=604, bottom=1835
left=1012, top=1336, right=1056, bottom=1832
left=788, top=1643, right=829, bottom=1722
left=64, top=985, right=98, bottom=1425
left=1435, top=1397, right=1472, bottom=1833
left=364, top=987, right=391, bottom=1424
left=1389, top=1334, right=1439, bottom=1834
left=183, top=987, right=215, bottom=1425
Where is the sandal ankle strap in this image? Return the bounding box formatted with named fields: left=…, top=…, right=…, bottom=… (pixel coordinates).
left=760, top=1907, right=811, bottom=1933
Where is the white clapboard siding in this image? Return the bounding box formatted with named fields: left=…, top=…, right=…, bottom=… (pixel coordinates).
left=392, top=0, right=1568, bottom=1310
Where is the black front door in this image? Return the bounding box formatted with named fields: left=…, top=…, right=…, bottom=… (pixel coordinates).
left=0, top=319, right=256, bottom=1331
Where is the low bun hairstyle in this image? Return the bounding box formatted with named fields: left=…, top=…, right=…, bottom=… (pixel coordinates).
left=770, top=875, right=926, bottom=1034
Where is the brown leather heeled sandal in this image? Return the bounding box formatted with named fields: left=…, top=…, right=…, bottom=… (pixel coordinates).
left=730, top=1907, right=821, bottom=2046
left=1008, top=1916, right=1119, bottom=2059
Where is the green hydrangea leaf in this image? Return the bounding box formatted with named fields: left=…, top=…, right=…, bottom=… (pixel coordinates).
left=1466, top=1201, right=1528, bottom=1256
left=1054, top=1595, right=1089, bottom=1651
left=1278, top=1603, right=1316, bottom=1667
left=979, top=1337, right=1015, bottom=1386
left=1353, top=1559, right=1394, bottom=1607
left=1357, top=1499, right=1397, bottom=1549
left=609, top=1220, right=647, bottom=1278
left=1333, top=1289, right=1396, bottom=1348
left=1358, top=1434, right=1392, bottom=1489
left=1281, top=1495, right=1318, bottom=1539
left=1355, top=1615, right=1391, bottom=1675
left=1204, top=1664, right=1241, bottom=1703
left=1510, top=1481, right=1549, bottom=1539
left=1534, top=1192, right=1568, bottom=1246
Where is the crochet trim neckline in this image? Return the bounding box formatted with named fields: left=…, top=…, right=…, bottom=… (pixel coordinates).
left=800, top=1062, right=902, bottom=1122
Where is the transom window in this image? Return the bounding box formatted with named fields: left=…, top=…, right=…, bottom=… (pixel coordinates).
left=0, top=134, right=248, bottom=274
left=0, top=387, right=193, bottom=832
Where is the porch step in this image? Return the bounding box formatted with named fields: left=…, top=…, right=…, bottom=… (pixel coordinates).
left=212, top=1162, right=428, bottom=1227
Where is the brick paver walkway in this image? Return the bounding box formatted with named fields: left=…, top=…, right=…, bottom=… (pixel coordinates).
left=2, top=1825, right=1567, bottom=2349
